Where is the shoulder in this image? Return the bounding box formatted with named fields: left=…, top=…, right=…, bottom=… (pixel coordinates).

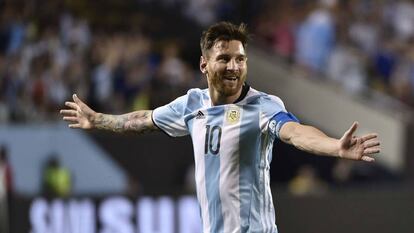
left=248, top=88, right=286, bottom=109
left=186, top=88, right=208, bottom=105
left=172, top=88, right=208, bottom=114
left=260, top=93, right=286, bottom=109
left=254, top=89, right=288, bottom=117
left=186, top=88, right=207, bottom=99
left=154, top=88, right=206, bottom=116
left=169, top=88, right=205, bottom=104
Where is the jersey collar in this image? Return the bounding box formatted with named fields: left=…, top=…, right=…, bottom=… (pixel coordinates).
left=233, top=83, right=250, bottom=104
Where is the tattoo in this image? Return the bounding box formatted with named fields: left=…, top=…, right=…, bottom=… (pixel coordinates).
left=94, top=110, right=158, bottom=134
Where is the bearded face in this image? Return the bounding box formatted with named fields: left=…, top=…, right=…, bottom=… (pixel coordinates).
left=200, top=40, right=247, bottom=101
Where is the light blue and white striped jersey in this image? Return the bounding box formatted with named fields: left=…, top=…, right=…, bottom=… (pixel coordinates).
left=152, top=85, right=299, bottom=233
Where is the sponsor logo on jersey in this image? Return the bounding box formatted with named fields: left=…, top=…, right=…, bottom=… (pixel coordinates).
left=195, top=111, right=205, bottom=119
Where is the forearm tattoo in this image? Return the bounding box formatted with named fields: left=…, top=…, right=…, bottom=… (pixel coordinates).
left=93, top=110, right=157, bottom=134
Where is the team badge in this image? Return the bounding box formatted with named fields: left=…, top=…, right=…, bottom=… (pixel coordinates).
left=226, top=107, right=240, bottom=124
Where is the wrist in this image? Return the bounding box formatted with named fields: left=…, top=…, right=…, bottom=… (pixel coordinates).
left=334, top=139, right=342, bottom=158
left=90, top=112, right=101, bottom=128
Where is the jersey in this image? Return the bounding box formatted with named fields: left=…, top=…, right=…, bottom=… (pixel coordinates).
left=152, top=85, right=299, bottom=233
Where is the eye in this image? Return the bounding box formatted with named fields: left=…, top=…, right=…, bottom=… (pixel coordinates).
left=237, top=56, right=246, bottom=63
left=217, top=57, right=229, bottom=63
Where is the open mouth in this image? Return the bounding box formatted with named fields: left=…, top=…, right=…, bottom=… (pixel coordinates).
left=223, top=76, right=238, bottom=81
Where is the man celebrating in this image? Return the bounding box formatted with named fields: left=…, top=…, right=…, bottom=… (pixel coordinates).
left=60, top=22, right=380, bottom=233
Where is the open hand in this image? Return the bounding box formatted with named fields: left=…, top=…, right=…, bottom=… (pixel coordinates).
left=60, top=94, right=96, bottom=129
left=338, top=122, right=381, bottom=162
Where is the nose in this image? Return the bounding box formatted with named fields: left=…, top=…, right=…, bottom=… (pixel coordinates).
left=226, top=59, right=237, bottom=71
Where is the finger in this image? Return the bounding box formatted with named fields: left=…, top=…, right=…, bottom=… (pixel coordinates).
left=364, top=147, right=381, bottom=154
left=361, top=156, right=375, bottom=162
left=73, top=94, right=83, bottom=105
left=63, top=116, right=79, bottom=122
left=69, top=123, right=81, bottom=128
left=364, top=140, right=380, bottom=149
left=60, top=109, right=77, bottom=116
left=345, top=122, right=359, bottom=138
left=361, top=133, right=378, bottom=142
left=65, top=101, right=79, bottom=110
left=73, top=94, right=90, bottom=111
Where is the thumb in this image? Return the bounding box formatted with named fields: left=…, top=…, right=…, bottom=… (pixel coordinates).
left=73, top=94, right=82, bottom=104
left=344, top=121, right=358, bottom=138
left=72, top=94, right=94, bottom=114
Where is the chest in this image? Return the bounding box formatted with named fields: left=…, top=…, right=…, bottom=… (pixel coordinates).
left=187, top=105, right=262, bottom=155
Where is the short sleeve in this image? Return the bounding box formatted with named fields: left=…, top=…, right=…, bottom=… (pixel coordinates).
left=260, top=95, right=287, bottom=131
left=260, top=94, right=299, bottom=138
left=152, top=94, right=190, bottom=137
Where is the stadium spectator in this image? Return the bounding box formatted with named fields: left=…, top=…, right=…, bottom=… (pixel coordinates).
left=288, top=165, right=328, bottom=196
left=327, top=33, right=367, bottom=94
left=0, top=145, right=12, bottom=233
left=294, top=0, right=336, bottom=73
left=151, top=41, right=195, bottom=107
left=41, top=154, right=72, bottom=198
left=254, top=1, right=296, bottom=62
left=0, top=145, right=13, bottom=198
left=347, top=5, right=380, bottom=56
left=371, top=37, right=398, bottom=91
left=389, top=0, right=414, bottom=42
left=183, top=0, right=219, bottom=26
left=390, top=41, right=414, bottom=105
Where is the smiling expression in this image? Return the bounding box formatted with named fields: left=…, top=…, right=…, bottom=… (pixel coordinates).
left=200, top=40, right=247, bottom=105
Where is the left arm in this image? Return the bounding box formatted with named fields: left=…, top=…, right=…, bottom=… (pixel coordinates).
left=279, top=121, right=380, bottom=162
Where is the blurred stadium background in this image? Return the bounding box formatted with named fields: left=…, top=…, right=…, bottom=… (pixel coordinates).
left=0, top=0, right=414, bottom=232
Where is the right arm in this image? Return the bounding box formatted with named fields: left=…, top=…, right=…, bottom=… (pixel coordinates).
left=60, top=94, right=158, bottom=134
left=93, top=111, right=157, bottom=133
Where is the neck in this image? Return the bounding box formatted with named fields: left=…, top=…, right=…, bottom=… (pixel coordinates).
left=209, top=87, right=243, bottom=106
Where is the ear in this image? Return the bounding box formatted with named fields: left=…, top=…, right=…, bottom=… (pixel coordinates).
left=200, top=56, right=207, bottom=74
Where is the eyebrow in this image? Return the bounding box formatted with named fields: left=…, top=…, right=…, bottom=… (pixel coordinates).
left=216, top=54, right=230, bottom=60
left=215, top=53, right=246, bottom=60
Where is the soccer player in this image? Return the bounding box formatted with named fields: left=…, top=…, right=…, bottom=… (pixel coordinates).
left=60, top=22, right=381, bottom=233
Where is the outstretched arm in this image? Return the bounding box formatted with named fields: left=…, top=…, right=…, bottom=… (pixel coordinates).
left=60, top=94, right=158, bottom=134
left=279, top=121, right=380, bottom=162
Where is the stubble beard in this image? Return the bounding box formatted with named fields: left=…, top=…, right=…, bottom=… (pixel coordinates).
left=210, top=71, right=247, bottom=97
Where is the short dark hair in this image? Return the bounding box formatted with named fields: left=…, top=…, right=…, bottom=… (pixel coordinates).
left=200, top=21, right=249, bottom=57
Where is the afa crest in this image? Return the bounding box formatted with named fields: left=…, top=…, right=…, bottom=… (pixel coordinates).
left=226, top=107, right=240, bottom=124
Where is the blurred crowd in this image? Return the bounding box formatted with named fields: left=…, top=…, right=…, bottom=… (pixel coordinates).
left=1, top=0, right=414, bottom=124
left=0, top=1, right=206, bottom=123
left=255, top=0, right=414, bottom=106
